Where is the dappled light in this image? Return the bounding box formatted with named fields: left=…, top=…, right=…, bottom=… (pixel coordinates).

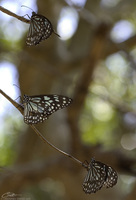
left=111, top=20, right=135, bottom=43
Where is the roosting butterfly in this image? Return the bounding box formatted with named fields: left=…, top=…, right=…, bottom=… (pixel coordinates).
left=22, top=94, right=73, bottom=124
left=26, top=11, right=60, bottom=46
left=82, top=158, right=118, bottom=194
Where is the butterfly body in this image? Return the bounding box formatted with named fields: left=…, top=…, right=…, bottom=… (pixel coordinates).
left=26, top=12, right=59, bottom=46
left=82, top=158, right=118, bottom=194
left=22, top=94, right=72, bottom=124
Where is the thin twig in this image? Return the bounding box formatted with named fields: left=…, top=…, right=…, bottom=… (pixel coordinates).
left=0, top=89, right=85, bottom=167
left=0, top=89, right=23, bottom=114
left=0, top=6, right=30, bottom=24
left=31, top=125, right=83, bottom=166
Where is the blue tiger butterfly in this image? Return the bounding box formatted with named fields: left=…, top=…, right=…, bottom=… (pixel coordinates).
left=22, top=94, right=72, bottom=124
left=26, top=11, right=60, bottom=46
left=82, top=158, right=118, bottom=194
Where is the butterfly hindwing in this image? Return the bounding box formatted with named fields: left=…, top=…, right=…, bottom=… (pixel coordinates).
left=103, top=166, right=118, bottom=188
left=23, top=94, right=72, bottom=124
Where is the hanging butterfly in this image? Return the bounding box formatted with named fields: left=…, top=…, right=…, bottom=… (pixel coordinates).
left=82, top=158, right=118, bottom=194
left=26, top=11, right=60, bottom=46
left=22, top=94, right=73, bottom=124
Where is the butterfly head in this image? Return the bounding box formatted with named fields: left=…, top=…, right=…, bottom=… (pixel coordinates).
left=23, top=94, right=29, bottom=104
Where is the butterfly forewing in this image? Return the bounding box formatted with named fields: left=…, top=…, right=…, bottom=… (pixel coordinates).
left=82, top=158, right=118, bottom=194
left=23, top=94, right=72, bottom=124
left=26, top=12, right=57, bottom=46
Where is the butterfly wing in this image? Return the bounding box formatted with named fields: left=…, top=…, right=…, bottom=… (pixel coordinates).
left=39, top=94, right=72, bottom=116
left=23, top=94, right=72, bottom=124
left=36, top=14, right=53, bottom=41
left=82, top=159, right=106, bottom=194
left=103, top=166, right=118, bottom=188
left=26, top=12, right=54, bottom=46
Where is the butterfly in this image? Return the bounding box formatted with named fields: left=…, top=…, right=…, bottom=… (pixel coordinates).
left=26, top=11, right=60, bottom=46
left=82, top=158, right=118, bottom=194
left=22, top=94, right=73, bottom=124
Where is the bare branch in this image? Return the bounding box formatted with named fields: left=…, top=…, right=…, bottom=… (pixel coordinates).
left=0, top=6, right=30, bottom=24
left=0, top=89, right=23, bottom=114
left=0, top=89, right=83, bottom=167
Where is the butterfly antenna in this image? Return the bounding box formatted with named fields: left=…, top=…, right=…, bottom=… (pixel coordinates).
left=13, top=84, right=25, bottom=97
left=53, top=30, right=60, bottom=38
left=13, top=84, right=21, bottom=90
left=13, top=84, right=23, bottom=104
left=21, top=5, right=34, bottom=12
